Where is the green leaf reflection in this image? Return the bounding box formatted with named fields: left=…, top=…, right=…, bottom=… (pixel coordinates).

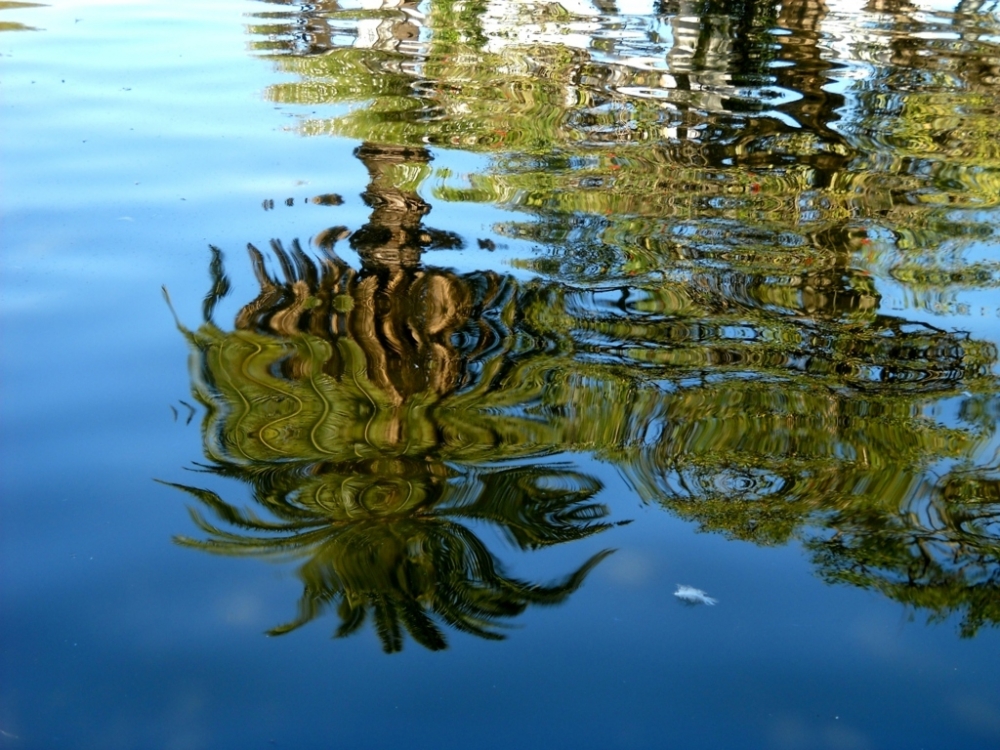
left=170, top=157, right=1000, bottom=639
left=249, top=0, right=1000, bottom=305
left=167, top=464, right=613, bottom=651
left=167, top=0, right=1000, bottom=643
left=167, top=144, right=620, bottom=652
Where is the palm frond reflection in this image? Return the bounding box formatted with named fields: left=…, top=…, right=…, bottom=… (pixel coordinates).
left=166, top=462, right=612, bottom=652
left=168, top=147, right=618, bottom=651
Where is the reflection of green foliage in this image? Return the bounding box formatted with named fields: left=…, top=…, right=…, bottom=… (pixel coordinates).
left=249, top=0, right=1000, bottom=307
left=171, top=233, right=1000, bottom=638
left=621, top=383, right=1000, bottom=635
left=184, top=280, right=570, bottom=467
left=167, top=462, right=613, bottom=651
left=182, top=0, right=1000, bottom=638
left=168, top=217, right=620, bottom=650
left=806, top=468, right=1000, bottom=638
left=278, top=44, right=626, bottom=152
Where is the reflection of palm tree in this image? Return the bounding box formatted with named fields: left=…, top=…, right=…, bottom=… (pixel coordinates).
left=168, top=117, right=1000, bottom=639
left=167, top=463, right=612, bottom=651
left=172, top=281, right=618, bottom=651
left=349, top=142, right=461, bottom=270
left=167, top=143, right=621, bottom=651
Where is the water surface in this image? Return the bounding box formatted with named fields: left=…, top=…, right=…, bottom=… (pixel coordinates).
left=2, top=0, right=1000, bottom=747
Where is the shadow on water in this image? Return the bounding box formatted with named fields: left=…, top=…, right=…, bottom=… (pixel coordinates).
left=164, top=0, right=1000, bottom=648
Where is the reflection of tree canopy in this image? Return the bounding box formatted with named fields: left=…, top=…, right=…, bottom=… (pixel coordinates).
left=806, top=465, right=1000, bottom=638
left=173, top=211, right=1000, bottom=636
left=168, top=461, right=612, bottom=651
left=168, top=144, right=622, bottom=652
left=174, top=273, right=619, bottom=652
left=249, top=0, right=1000, bottom=304
left=169, top=0, right=1000, bottom=639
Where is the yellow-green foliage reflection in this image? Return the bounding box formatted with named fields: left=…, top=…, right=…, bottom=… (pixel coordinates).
left=168, top=461, right=612, bottom=651
left=171, top=0, right=1000, bottom=638
left=248, top=0, right=1000, bottom=308
left=171, top=223, right=1000, bottom=640
left=169, top=144, right=998, bottom=642
left=168, top=161, right=621, bottom=650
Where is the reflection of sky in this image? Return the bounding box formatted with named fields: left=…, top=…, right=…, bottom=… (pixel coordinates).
left=2, top=2, right=1000, bottom=749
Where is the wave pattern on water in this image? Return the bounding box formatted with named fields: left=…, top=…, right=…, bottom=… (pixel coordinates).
left=172, top=216, right=999, bottom=643
left=162, top=0, right=1000, bottom=646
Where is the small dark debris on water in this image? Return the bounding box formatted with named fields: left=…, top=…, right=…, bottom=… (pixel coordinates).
left=262, top=194, right=341, bottom=210
left=477, top=238, right=496, bottom=251
left=311, top=193, right=344, bottom=206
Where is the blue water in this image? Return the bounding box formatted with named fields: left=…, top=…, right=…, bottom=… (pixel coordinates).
left=3, top=1, right=1000, bottom=748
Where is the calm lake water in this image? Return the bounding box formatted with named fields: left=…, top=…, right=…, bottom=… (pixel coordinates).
left=3, top=0, right=1000, bottom=747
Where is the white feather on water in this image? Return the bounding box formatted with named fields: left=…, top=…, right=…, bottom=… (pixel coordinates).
left=674, top=584, right=718, bottom=606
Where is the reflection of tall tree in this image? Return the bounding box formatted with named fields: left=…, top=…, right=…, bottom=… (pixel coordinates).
left=349, top=142, right=461, bottom=270
left=257, top=0, right=799, bottom=155
left=169, top=146, right=619, bottom=652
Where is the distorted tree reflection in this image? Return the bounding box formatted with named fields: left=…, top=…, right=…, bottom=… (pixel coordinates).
left=173, top=219, right=999, bottom=638
left=165, top=0, right=1000, bottom=640
left=251, top=0, right=1000, bottom=303
left=806, top=466, right=1000, bottom=638
left=168, top=143, right=617, bottom=652
left=168, top=462, right=611, bottom=651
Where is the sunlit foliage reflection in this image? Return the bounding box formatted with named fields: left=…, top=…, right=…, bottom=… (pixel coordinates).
left=250, top=0, right=1000, bottom=308
left=166, top=145, right=621, bottom=651
left=172, top=211, right=1000, bottom=638
left=166, top=0, right=1000, bottom=644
